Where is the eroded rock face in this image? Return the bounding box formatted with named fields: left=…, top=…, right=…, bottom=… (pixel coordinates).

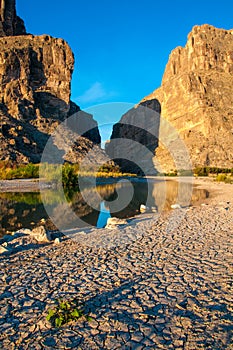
left=0, top=0, right=102, bottom=164
left=142, top=24, right=233, bottom=172
left=0, top=35, right=74, bottom=121
left=106, top=99, right=160, bottom=175
left=0, top=0, right=26, bottom=37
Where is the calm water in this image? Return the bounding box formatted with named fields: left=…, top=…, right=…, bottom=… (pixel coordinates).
left=0, top=179, right=209, bottom=237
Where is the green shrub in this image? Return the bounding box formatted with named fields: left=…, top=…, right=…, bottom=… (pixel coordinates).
left=159, top=169, right=192, bottom=177
left=40, top=163, right=61, bottom=183
left=194, top=167, right=233, bottom=177
left=46, top=299, right=91, bottom=327
left=215, top=174, right=233, bottom=184
left=194, top=167, right=210, bottom=176
left=163, top=170, right=178, bottom=177
left=40, top=163, right=79, bottom=190
left=0, top=161, right=136, bottom=184
left=98, top=163, right=121, bottom=173
left=62, top=164, right=79, bottom=189
left=0, top=163, right=39, bottom=180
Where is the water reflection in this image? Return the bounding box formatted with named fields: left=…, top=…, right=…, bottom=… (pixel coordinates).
left=0, top=179, right=209, bottom=237
left=0, top=192, right=45, bottom=237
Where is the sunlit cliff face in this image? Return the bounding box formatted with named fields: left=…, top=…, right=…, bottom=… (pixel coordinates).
left=142, top=25, right=233, bottom=172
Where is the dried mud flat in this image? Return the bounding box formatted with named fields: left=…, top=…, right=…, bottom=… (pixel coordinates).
left=0, top=178, right=232, bottom=349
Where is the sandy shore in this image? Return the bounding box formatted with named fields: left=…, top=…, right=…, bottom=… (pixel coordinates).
left=0, top=179, right=52, bottom=192
left=0, top=178, right=232, bottom=349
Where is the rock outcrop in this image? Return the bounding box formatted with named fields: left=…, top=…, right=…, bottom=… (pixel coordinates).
left=106, top=99, right=161, bottom=175
left=141, top=24, right=233, bottom=172
left=0, top=35, right=75, bottom=122
left=0, top=0, right=26, bottom=37
left=0, top=0, right=102, bottom=164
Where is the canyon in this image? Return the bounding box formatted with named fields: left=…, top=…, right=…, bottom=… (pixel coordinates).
left=0, top=1, right=232, bottom=172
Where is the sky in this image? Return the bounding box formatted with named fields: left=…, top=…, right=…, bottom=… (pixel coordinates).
left=17, top=0, right=233, bottom=139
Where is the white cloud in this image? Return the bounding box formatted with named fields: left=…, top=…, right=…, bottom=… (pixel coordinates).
left=76, top=82, right=115, bottom=105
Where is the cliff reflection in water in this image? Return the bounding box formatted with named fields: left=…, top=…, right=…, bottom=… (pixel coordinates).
left=0, top=179, right=209, bottom=237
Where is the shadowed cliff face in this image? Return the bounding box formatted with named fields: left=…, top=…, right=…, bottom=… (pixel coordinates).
left=0, top=0, right=102, bottom=164
left=106, top=99, right=161, bottom=175
left=0, top=0, right=26, bottom=36
left=0, top=35, right=74, bottom=121
left=142, top=24, right=233, bottom=171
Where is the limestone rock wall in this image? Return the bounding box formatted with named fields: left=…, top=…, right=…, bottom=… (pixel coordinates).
left=0, top=0, right=26, bottom=36
left=106, top=99, right=161, bottom=175
left=0, top=35, right=74, bottom=122
left=142, top=24, right=233, bottom=171
left=0, top=0, right=102, bottom=164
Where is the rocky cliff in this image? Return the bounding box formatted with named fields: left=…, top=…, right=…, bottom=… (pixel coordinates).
left=0, top=0, right=26, bottom=37
left=0, top=0, right=102, bottom=164
left=106, top=99, right=161, bottom=175
left=0, top=35, right=75, bottom=122
left=141, top=24, right=233, bottom=172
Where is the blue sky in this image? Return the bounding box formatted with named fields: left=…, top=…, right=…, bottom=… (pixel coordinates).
left=17, top=0, right=233, bottom=137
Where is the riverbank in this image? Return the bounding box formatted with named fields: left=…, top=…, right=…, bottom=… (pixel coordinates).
left=0, top=178, right=232, bottom=349
left=0, top=179, right=51, bottom=192
left=0, top=175, right=229, bottom=193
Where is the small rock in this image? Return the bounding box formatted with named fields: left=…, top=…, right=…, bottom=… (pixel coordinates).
left=105, top=217, right=127, bottom=229
left=0, top=245, right=11, bottom=254
left=54, top=238, right=61, bottom=245
left=30, top=226, right=51, bottom=242
left=151, top=206, right=158, bottom=213
left=171, top=204, right=182, bottom=209
left=15, top=229, right=32, bottom=235
left=140, top=204, right=149, bottom=213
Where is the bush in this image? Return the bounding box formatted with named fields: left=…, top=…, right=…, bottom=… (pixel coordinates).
left=194, top=167, right=233, bottom=177
left=194, top=167, right=210, bottom=176
left=215, top=174, right=233, bottom=184
left=0, top=163, right=39, bottom=180
left=40, top=163, right=79, bottom=190
left=98, top=163, right=121, bottom=173
left=40, top=163, right=61, bottom=183
left=62, top=164, right=79, bottom=189
left=46, top=299, right=91, bottom=327
left=163, top=170, right=178, bottom=177
left=0, top=161, right=136, bottom=184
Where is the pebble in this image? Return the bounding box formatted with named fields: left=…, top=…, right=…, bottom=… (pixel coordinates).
left=54, top=238, right=61, bottom=245
left=171, top=204, right=182, bottom=209
left=105, top=217, right=127, bottom=229
left=140, top=204, right=150, bottom=213
left=0, top=245, right=10, bottom=254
